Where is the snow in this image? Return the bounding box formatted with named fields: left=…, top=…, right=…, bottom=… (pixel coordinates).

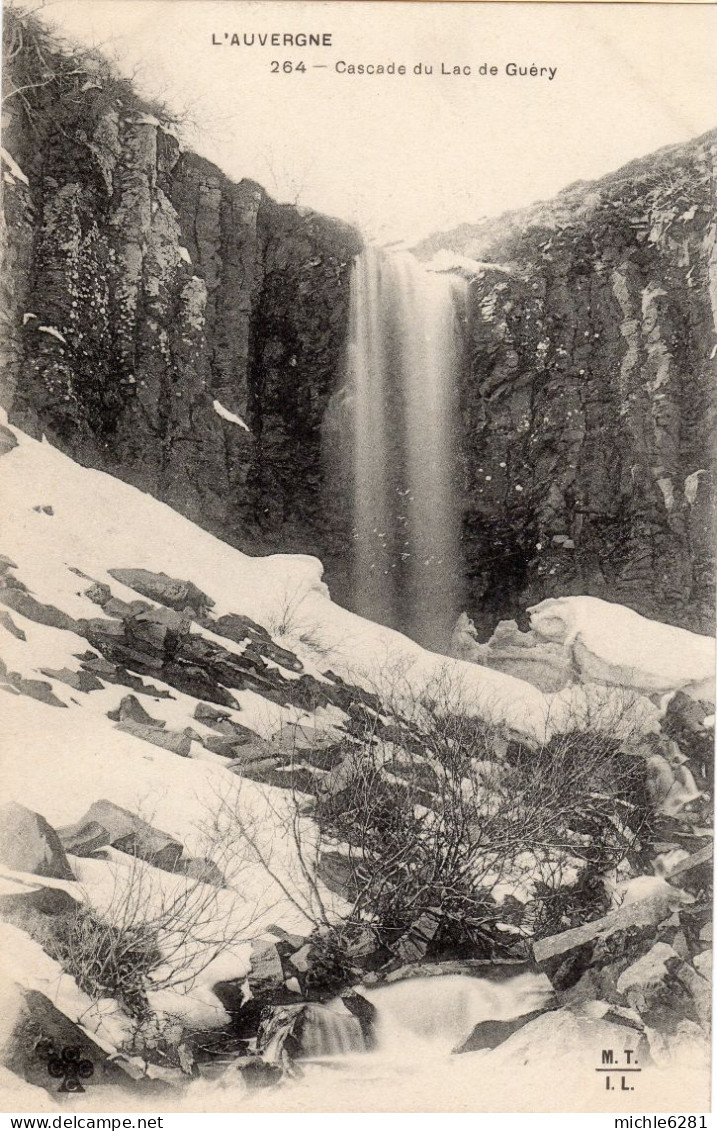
left=427, top=250, right=513, bottom=277
left=0, top=412, right=711, bottom=748
left=0, top=146, right=29, bottom=186
left=528, top=595, right=714, bottom=700
left=684, top=469, right=707, bottom=505
left=133, top=112, right=161, bottom=128
left=0, top=921, right=135, bottom=1053
left=0, top=414, right=558, bottom=738
left=37, top=325, right=67, bottom=344
left=1, top=413, right=706, bottom=761
left=213, top=399, right=250, bottom=432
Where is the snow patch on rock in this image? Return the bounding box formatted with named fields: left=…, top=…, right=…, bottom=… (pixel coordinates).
left=213, top=400, right=250, bottom=432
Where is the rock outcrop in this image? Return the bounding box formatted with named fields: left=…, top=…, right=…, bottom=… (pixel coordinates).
left=1, top=10, right=361, bottom=573
left=416, top=130, right=716, bottom=636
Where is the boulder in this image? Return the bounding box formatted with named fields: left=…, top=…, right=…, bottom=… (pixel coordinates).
left=0, top=588, right=79, bottom=633
left=208, top=614, right=303, bottom=672
left=84, top=581, right=112, bottom=606
left=614, top=941, right=711, bottom=1032
left=58, top=801, right=183, bottom=872
left=207, top=613, right=270, bottom=644
left=264, top=926, right=308, bottom=952
left=101, top=597, right=154, bottom=620
left=176, top=857, right=225, bottom=887
left=80, top=616, right=127, bottom=641
left=616, top=941, right=680, bottom=999
left=455, top=1007, right=549, bottom=1053
left=227, top=755, right=280, bottom=780
left=107, top=694, right=166, bottom=727
left=394, top=911, right=441, bottom=964
left=340, top=989, right=378, bottom=1048
left=317, top=851, right=359, bottom=900
left=276, top=722, right=339, bottom=752
left=0, top=611, right=26, bottom=639
left=115, top=720, right=193, bottom=757
left=667, top=844, right=712, bottom=887
left=317, top=753, right=361, bottom=799
left=286, top=944, right=311, bottom=974
left=247, top=940, right=285, bottom=996
left=202, top=735, right=247, bottom=758
left=693, top=950, right=711, bottom=979
left=77, top=654, right=173, bottom=698
left=3, top=672, right=66, bottom=707
left=645, top=747, right=702, bottom=816
left=301, top=743, right=346, bottom=771
left=194, top=701, right=232, bottom=724
left=0, top=804, right=75, bottom=880
left=674, top=961, right=711, bottom=1029
left=126, top=607, right=192, bottom=651
left=0, top=423, right=18, bottom=456
left=0, top=873, right=78, bottom=916
left=108, top=569, right=214, bottom=616
left=57, top=820, right=109, bottom=858
left=207, top=716, right=258, bottom=741
left=160, top=660, right=240, bottom=708
left=533, top=887, right=694, bottom=977
left=226, top=1055, right=283, bottom=1090
left=251, top=637, right=304, bottom=673
left=1, top=987, right=125, bottom=1091
left=480, top=1006, right=650, bottom=1083
left=40, top=667, right=104, bottom=693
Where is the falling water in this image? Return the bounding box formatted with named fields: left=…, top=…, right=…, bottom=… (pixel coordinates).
left=296, top=1004, right=366, bottom=1060
left=359, top=972, right=553, bottom=1059
left=344, top=248, right=466, bottom=651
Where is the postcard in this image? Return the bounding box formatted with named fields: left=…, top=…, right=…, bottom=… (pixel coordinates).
left=0, top=0, right=715, bottom=1115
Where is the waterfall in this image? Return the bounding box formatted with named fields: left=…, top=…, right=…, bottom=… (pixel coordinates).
left=359, top=972, right=553, bottom=1059
left=344, top=248, right=466, bottom=651
left=297, top=1004, right=366, bottom=1059
left=261, top=1002, right=367, bottom=1063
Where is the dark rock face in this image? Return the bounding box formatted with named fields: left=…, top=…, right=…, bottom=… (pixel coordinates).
left=416, top=130, right=716, bottom=636
left=1, top=16, right=361, bottom=570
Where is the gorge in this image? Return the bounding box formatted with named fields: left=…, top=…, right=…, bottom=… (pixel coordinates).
left=1, top=8, right=714, bottom=644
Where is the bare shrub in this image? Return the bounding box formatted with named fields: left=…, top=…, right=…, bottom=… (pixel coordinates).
left=45, top=820, right=271, bottom=1024
left=3, top=4, right=189, bottom=136
left=210, top=665, right=656, bottom=963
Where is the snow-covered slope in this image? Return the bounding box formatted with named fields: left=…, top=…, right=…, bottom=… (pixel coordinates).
left=0, top=415, right=560, bottom=736
left=0, top=416, right=564, bottom=1039
left=0, top=416, right=713, bottom=1110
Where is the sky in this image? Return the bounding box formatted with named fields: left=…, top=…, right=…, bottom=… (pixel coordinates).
left=19, top=0, right=717, bottom=243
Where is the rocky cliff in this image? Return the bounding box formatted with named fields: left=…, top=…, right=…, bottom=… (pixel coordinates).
left=417, top=132, right=716, bottom=636
left=1, top=8, right=361, bottom=565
